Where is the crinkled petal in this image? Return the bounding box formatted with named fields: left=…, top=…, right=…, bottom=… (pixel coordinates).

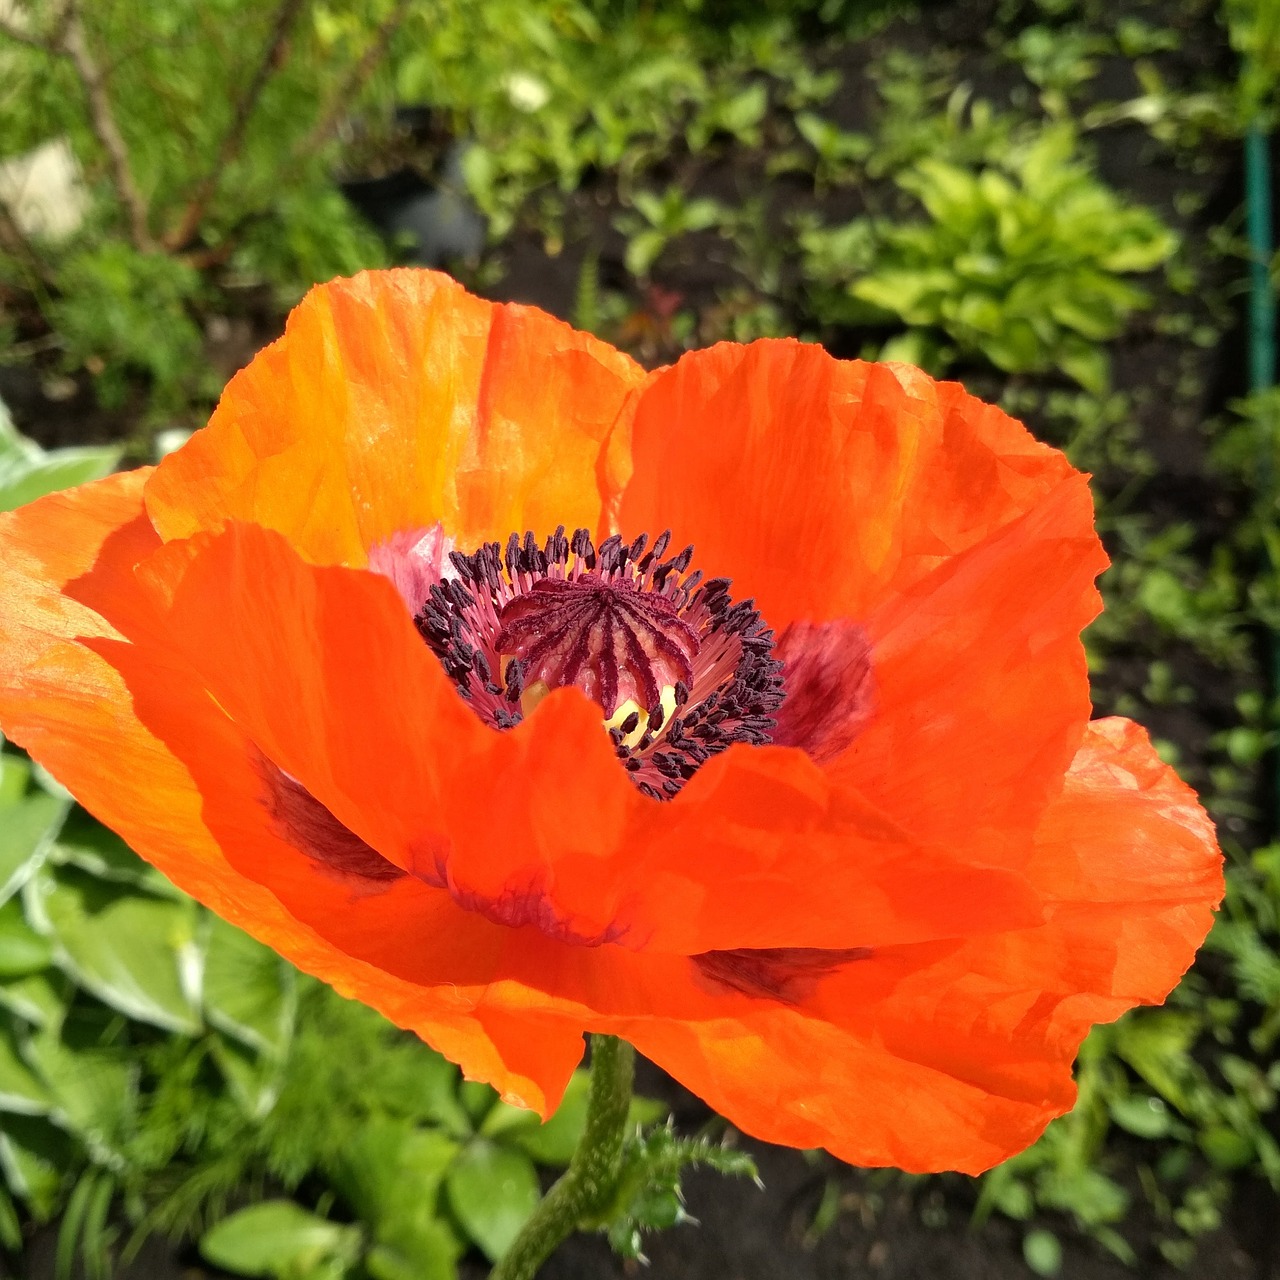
left=0, top=477, right=582, bottom=1114
left=619, top=341, right=1106, bottom=871
left=145, top=269, right=646, bottom=565
left=131, top=521, right=1046, bottom=956
left=617, top=342, right=1082, bottom=628
left=585, top=717, right=1221, bottom=1173
left=833, top=471, right=1106, bottom=870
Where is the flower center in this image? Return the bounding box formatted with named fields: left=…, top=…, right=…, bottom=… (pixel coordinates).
left=415, top=527, right=784, bottom=799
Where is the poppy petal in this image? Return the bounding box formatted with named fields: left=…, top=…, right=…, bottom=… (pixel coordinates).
left=0, top=477, right=582, bottom=1114
left=131, top=521, right=666, bottom=952
left=834, top=470, right=1106, bottom=870
left=622, top=742, right=1047, bottom=953
left=594, top=716, right=1222, bottom=1173
left=619, top=341, right=1106, bottom=873
left=129, top=520, right=1043, bottom=958
left=617, top=341, right=1081, bottom=629
left=144, top=269, right=646, bottom=566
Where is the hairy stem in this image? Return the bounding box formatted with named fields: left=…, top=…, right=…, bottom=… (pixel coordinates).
left=490, top=1035, right=636, bottom=1280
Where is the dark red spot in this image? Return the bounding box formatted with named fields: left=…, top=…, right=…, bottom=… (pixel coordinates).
left=772, top=620, right=875, bottom=764
left=257, top=754, right=404, bottom=888
left=693, top=945, right=872, bottom=1004
left=496, top=573, right=699, bottom=715
left=419, top=855, right=627, bottom=947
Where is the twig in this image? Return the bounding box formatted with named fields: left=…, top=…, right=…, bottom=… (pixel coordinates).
left=58, top=1, right=154, bottom=250
left=0, top=193, right=39, bottom=266
left=0, top=13, right=43, bottom=48
left=163, top=0, right=308, bottom=251
left=298, top=0, right=412, bottom=158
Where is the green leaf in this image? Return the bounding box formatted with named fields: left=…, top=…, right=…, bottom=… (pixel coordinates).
left=365, top=1225, right=461, bottom=1280
left=27, top=867, right=202, bottom=1034
left=202, top=914, right=295, bottom=1057
left=0, top=971, right=69, bottom=1028
left=23, top=1021, right=136, bottom=1156
left=0, top=787, right=68, bottom=907
left=0, top=754, right=30, bottom=809
left=445, top=1140, right=541, bottom=1263
left=1113, top=1011, right=1201, bottom=1114
left=0, top=895, right=54, bottom=977
left=336, top=1119, right=460, bottom=1227
left=1023, top=1229, right=1063, bottom=1276
left=0, top=1020, right=53, bottom=1115
left=335, top=1120, right=463, bottom=1280
left=1109, top=1094, right=1174, bottom=1139
left=200, top=1200, right=361, bottom=1279
left=1199, top=1125, right=1256, bottom=1170
left=0, top=1113, right=74, bottom=1220
left=0, top=401, right=120, bottom=513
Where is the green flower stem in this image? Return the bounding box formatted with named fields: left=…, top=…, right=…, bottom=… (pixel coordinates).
left=490, top=1034, right=636, bottom=1280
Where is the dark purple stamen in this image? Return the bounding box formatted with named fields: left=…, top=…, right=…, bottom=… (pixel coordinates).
left=414, top=526, right=785, bottom=799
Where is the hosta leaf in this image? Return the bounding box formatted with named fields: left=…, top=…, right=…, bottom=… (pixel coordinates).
left=200, top=1200, right=361, bottom=1278
left=0, top=787, right=68, bottom=907
left=0, top=895, right=53, bottom=977
left=202, top=914, right=295, bottom=1057
left=445, top=1140, right=541, bottom=1262
left=0, top=397, right=120, bottom=513
left=0, top=1019, right=52, bottom=1115
left=0, top=971, right=69, bottom=1029
left=26, top=866, right=201, bottom=1034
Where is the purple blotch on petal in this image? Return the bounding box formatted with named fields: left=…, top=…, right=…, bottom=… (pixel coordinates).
left=692, top=946, right=873, bottom=1004
left=257, top=753, right=405, bottom=888
left=772, top=619, right=875, bottom=764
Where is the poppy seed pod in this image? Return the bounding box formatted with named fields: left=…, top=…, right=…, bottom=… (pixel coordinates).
left=0, top=269, right=1222, bottom=1174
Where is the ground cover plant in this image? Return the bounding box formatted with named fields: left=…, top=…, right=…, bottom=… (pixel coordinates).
left=0, top=0, right=1277, bottom=1278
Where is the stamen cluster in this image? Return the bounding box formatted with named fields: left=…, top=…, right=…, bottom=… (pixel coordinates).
left=415, top=526, right=784, bottom=799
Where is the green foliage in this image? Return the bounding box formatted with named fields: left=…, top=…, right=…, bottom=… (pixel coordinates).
left=0, top=396, right=119, bottom=513
left=617, top=186, right=729, bottom=279
left=1, top=0, right=1277, bottom=1275
left=1225, top=0, right=1280, bottom=124
left=800, top=123, right=1177, bottom=389
left=47, top=245, right=208, bottom=414
left=603, top=1126, right=759, bottom=1261
left=201, top=1201, right=362, bottom=1280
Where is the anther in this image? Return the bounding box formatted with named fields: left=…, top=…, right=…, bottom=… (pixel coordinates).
left=413, top=527, right=785, bottom=801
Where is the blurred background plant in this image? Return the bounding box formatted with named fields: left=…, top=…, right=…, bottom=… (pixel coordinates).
left=2, top=0, right=1279, bottom=1276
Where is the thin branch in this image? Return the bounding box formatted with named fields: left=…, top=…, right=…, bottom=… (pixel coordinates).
left=58, top=1, right=154, bottom=251
left=163, top=0, right=308, bottom=251
left=298, top=0, right=412, bottom=158
left=0, top=192, right=38, bottom=265
left=0, top=13, right=45, bottom=48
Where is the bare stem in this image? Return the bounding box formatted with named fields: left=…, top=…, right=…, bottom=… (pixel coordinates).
left=164, top=0, right=308, bottom=250
left=298, top=0, right=412, bottom=158
left=60, top=4, right=153, bottom=250
left=0, top=11, right=44, bottom=48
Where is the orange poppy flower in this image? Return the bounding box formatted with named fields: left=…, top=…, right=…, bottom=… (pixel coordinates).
left=0, top=269, right=1222, bottom=1174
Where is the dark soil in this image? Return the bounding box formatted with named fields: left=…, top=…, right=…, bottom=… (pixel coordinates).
left=9, top=1064, right=1274, bottom=1280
